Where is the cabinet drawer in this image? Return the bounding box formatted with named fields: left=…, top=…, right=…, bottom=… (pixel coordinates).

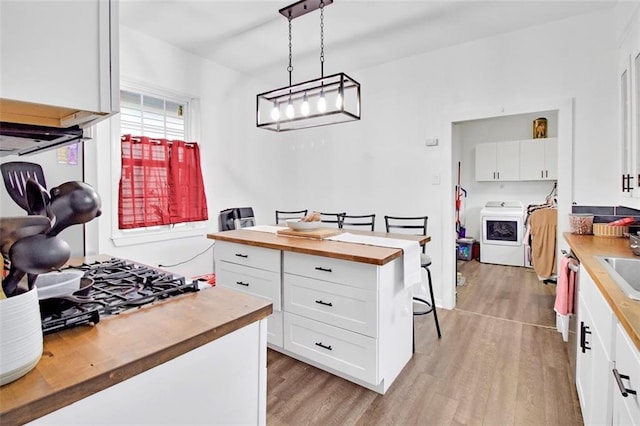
left=283, top=251, right=376, bottom=290
left=283, top=312, right=377, bottom=384
left=284, top=274, right=377, bottom=337
left=216, top=262, right=281, bottom=311
left=267, top=310, right=283, bottom=348
left=215, top=241, right=280, bottom=272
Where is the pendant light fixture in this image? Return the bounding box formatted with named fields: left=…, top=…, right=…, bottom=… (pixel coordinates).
left=256, top=0, right=361, bottom=132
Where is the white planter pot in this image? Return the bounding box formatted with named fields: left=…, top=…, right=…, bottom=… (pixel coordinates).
left=0, top=287, right=43, bottom=386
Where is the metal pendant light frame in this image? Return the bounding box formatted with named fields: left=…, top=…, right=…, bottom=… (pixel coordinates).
left=256, top=0, right=361, bottom=132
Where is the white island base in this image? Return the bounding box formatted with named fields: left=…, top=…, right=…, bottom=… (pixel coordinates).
left=30, top=319, right=268, bottom=425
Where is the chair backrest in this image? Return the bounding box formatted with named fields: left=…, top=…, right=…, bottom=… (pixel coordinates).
left=275, top=209, right=308, bottom=224
left=384, top=215, right=428, bottom=251
left=1, top=161, right=47, bottom=212
left=319, top=212, right=345, bottom=227
left=338, top=213, right=376, bottom=231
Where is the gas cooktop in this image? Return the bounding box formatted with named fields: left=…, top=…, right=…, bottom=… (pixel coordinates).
left=40, top=258, right=199, bottom=334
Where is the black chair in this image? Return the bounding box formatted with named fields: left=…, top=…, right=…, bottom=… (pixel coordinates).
left=275, top=209, right=308, bottom=224
left=385, top=215, right=442, bottom=350
left=338, top=213, right=375, bottom=231
left=319, top=212, right=345, bottom=228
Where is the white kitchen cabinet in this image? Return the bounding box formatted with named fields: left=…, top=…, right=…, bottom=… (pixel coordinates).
left=612, top=323, right=640, bottom=426
left=618, top=6, right=640, bottom=196
left=0, top=0, right=119, bottom=127
left=281, top=251, right=411, bottom=394
left=575, top=265, right=616, bottom=426
left=519, top=138, right=558, bottom=181
left=215, top=242, right=283, bottom=347
left=475, top=141, right=520, bottom=181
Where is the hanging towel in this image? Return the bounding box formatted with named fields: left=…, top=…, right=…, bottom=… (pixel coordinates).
left=554, top=256, right=578, bottom=316
left=529, top=208, right=557, bottom=279
left=327, top=232, right=421, bottom=289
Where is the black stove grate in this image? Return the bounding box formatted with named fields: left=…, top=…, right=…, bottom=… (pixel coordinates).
left=40, top=258, right=199, bottom=334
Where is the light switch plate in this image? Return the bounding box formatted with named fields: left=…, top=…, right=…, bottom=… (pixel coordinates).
left=425, top=138, right=439, bottom=146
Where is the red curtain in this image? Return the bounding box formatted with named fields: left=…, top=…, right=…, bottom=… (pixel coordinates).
left=119, top=135, right=208, bottom=229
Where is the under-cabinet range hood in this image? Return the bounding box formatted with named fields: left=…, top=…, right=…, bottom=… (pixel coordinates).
left=0, top=99, right=106, bottom=157
left=0, top=121, right=89, bottom=157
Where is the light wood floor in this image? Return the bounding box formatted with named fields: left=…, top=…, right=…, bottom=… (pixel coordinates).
left=266, top=261, right=583, bottom=425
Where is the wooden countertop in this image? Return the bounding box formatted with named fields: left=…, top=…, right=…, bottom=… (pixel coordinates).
left=564, top=232, right=640, bottom=351
left=206, top=229, right=431, bottom=266
left=0, top=285, right=272, bottom=424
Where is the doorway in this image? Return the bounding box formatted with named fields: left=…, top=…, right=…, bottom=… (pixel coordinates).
left=441, top=98, right=574, bottom=309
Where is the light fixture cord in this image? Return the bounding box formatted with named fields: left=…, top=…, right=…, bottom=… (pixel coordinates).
left=288, top=13, right=293, bottom=87
left=319, top=1, right=325, bottom=78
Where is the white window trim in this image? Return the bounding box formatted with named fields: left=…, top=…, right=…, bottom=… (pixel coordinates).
left=111, top=78, right=204, bottom=247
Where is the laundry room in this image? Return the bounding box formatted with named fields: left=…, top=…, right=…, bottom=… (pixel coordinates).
left=453, top=110, right=559, bottom=271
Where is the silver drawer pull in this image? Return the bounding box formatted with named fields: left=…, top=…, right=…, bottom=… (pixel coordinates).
left=235, top=253, right=248, bottom=258
left=613, top=368, right=637, bottom=397
left=236, top=281, right=249, bottom=287
left=315, top=300, right=333, bottom=307
left=315, top=266, right=332, bottom=272
left=315, top=342, right=332, bottom=351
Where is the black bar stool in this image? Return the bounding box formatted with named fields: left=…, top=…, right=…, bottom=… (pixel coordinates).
left=384, top=215, right=442, bottom=351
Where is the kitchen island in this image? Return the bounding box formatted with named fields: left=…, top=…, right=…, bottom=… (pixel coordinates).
left=207, top=228, right=430, bottom=394
left=0, top=260, right=272, bottom=425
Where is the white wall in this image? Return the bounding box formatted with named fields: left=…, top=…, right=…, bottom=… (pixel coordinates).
left=88, top=8, right=623, bottom=305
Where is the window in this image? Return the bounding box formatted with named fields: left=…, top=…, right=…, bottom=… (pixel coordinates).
left=120, top=90, right=188, bottom=140
left=117, top=88, right=207, bottom=231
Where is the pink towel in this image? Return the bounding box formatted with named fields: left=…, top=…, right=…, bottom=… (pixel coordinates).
left=554, top=257, right=577, bottom=315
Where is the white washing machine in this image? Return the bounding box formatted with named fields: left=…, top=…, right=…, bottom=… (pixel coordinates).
left=480, top=201, right=525, bottom=267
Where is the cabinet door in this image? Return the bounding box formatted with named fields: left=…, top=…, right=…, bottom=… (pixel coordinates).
left=612, top=324, right=640, bottom=426
left=519, top=139, right=546, bottom=180
left=544, top=138, right=558, bottom=180
left=576, top=266, right=616, bottom=425
left=576, top=292, right=594, bottom=419
left=475, top=142, right=498, bottom=181
left=496, top=140, right=520, bottom=180
left=0, top=0, right=117, bottom=114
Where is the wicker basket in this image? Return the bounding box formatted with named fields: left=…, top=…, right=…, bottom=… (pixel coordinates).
left=592, top=223, right=628, bottom=238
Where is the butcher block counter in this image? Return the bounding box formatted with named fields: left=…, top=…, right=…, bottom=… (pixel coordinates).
left=0, top=264, right=272, bottom=425
left=564, top=232, right=640, bottom=351
left=206, top=228, right=430, bottom=265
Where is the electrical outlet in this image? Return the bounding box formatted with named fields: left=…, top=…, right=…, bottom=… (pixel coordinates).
left=432, top=174, right=440, bottom=185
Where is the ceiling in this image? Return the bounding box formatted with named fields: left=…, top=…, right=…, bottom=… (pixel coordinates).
left=119, top=0, right=616, bottom=85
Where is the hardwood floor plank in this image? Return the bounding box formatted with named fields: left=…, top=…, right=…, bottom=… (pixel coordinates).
left=482, top=319, right=522, bottom=425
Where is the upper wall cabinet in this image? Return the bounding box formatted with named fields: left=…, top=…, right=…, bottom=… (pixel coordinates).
left=619, top=6, right=640, bottom=197
left=475, top=140, right=520, bottom=181
left=0, top=0, right=119, bottom=128
left=476, top=138, right=558, bottom=182
left=520, top=138, right=558, bottom=181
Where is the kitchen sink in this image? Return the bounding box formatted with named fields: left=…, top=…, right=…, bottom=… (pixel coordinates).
left=595, top=256, right=640, bottom=301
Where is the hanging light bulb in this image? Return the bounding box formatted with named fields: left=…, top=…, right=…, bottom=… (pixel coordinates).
left=301, top=92, right=310, bottom=116
left=335, top=85, right=343, bottom=109
left=286, top=97, right=295, bottom=119
left=271, top=101, right=280, bottom=121
left=317, top=88, right=326, bottom=113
